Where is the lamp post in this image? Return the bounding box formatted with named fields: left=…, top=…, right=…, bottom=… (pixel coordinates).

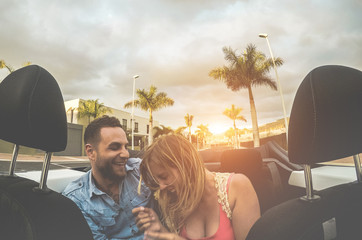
left=131, top=75, right=139, bottom=150
left=259, top=33, right=289, bottom=142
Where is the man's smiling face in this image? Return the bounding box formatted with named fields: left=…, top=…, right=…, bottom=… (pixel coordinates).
left=91, top=127, right=130, bottom=182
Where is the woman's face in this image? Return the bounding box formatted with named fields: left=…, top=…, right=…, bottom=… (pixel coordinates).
left=149, top=161, right=181, bottom=193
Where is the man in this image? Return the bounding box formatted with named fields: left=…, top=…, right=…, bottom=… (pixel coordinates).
left=63, top=115, right=153, bottom=240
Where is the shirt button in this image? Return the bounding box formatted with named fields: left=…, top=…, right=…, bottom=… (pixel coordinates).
left=131, top=229, right=136, bottom=234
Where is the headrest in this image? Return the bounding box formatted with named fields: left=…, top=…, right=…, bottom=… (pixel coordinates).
left=220, top=149, right=262, bottom=177
left=198, top=149, right=223, bottom=163
left=288, top=65, right=362, bottom=164
left=0, top=65, right=67, bottom=152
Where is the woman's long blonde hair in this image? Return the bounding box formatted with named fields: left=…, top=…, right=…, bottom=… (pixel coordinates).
left=140, top=134, right=206, bottom=233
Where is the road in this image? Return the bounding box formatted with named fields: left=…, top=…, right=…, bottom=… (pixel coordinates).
left=0, top=154, right=90, bottom=173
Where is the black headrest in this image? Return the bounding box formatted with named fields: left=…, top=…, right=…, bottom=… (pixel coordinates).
left=0, top=65, right=67, bottom=152
left=198, top=149, right=223, bottom=163
left=220, top=149, right=262, bottom=178
left=288, top=65, right=362, bottom=164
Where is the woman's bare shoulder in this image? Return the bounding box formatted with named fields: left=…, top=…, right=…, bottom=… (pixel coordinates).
left=230, top=173, right=253, bottom=189
left=229, top=173, right=256, bottom=204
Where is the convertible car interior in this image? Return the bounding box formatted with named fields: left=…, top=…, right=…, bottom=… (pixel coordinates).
left=0, top=65, right=93, bottom=240
left=246, top=65, right=362, bottom=240
left=1, top=64, right=362, bottom=240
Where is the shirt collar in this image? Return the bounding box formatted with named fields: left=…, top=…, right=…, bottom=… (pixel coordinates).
left=125, top=157, right=139, bottom=171
left=89, top=171, right=105, bottom=198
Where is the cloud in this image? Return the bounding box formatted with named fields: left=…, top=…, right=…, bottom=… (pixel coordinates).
left=1, top=0, right=361, bottom=133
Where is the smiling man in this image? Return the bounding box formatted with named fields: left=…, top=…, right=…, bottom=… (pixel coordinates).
left=63, top=115, right=154, bottom=240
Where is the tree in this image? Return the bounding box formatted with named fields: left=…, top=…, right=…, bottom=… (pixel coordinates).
left=223, top=104, right=247, bottom=149
left=195, top=124, right=211, bottom=149
left=1, top=60, right=32, bottom=83
left=67, top=107, right=76, bottom=123
left=0, top=60, right=31, bottom=74
left=124, top=85, right=174, bottom=146
left=77, top=99, right=112, bottom=124
left=184, top=113, right=193, bottom=143
left=175, top=126, right=187, bottom=137
left=153, top=125, right=174, bottom=139
left=225, top=127, right=235, bottom=145
left=0, top=60, right=14, bottom=73
left=23, top=61, right=32, bottom=67
left=153, top=125, right=188, bottom=139
left=209, top=44, right=283, bottom=147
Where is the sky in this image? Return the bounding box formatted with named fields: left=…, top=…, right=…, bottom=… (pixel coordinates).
left=1, top=0, right=362, bottom=134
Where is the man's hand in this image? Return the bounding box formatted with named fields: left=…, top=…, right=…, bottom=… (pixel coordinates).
left=132, top=207, right=165, bottom=232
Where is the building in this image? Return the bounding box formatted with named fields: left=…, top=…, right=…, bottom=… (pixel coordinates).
left=63, top=99, right=160, bottom=154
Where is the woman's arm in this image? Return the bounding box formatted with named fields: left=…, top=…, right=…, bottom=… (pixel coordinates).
left=229, top=174, right=261, bottom=240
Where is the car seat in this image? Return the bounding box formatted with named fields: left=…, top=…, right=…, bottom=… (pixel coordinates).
left=219, top=148, right=284, bottom=213
left=0, top=65, right=93, bottom=240
left=246, top=65, right=362, bottom=240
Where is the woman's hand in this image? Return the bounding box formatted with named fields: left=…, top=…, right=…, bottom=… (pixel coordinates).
left=132, top=206, right=165, bottom=233
left=144, top=231, right=186, bottom=240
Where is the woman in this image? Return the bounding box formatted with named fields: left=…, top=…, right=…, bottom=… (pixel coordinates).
left=133, top=134, right=260, bottom=240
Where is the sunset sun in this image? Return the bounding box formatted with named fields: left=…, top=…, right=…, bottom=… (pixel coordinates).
left=209, top=124, right=228, bottom=135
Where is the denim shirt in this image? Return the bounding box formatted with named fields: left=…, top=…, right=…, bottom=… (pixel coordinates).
left=62, top=158, right=153, bottom=240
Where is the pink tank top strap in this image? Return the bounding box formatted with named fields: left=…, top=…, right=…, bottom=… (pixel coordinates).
left=227, top=173, right=234, bottom=193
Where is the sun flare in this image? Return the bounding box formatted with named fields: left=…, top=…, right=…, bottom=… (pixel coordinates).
left=209, top=124, right=228, bottom=135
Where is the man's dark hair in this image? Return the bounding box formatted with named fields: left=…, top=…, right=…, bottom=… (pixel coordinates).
left=84, top=115, right=122, bottom=146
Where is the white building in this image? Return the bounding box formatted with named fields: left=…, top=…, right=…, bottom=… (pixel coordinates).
left=64, top=99, right=159, bottom=150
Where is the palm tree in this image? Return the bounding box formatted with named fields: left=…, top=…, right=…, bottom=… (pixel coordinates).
left=184, top=113, right=194, bottom=143
left=67, top=107, right=76, bottom=123
left=23, top=61, right=32, bottom=67
left=77, top=99, right=112, bottom=124
left=209, top=43, right=283, bottom=147
left=0, top=60, right=31, bottom=74
left=1, top=61, right=32, bottom=84
left=124, top=85, right=174, bottom=145
left=153, top=125, right=174, bottom=139
left=225, top=128, right=235, bottom=146
left=195, top=124, right=211, bottom=149
left=175, top=126, right=187, bottom=136
left=223, top=104, right=247, bottom=149
left=0, top=60, right=14, bottom=73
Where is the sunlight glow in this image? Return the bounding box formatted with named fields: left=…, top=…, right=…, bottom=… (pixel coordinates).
left=209, top=124, right=228, bottom=135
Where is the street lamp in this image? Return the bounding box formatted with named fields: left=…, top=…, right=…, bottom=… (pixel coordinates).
left=131, top=75, right=139, bottom=150
left=259, top=33, right=289, bottom=142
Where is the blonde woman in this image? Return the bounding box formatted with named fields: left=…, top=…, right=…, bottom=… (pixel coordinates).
left=132, top=134, right=260, bottom=240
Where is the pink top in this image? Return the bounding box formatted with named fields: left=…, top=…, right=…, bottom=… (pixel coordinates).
left=179, top=174, right=235, bottom=240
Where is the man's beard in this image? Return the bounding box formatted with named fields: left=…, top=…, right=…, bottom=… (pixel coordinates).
left=96, top=157, right=126, bottom=182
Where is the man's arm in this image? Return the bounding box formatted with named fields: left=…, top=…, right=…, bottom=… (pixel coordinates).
left=62, top=191, right=109, bottom=240
left=80, top=209, right=109, bottom=240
